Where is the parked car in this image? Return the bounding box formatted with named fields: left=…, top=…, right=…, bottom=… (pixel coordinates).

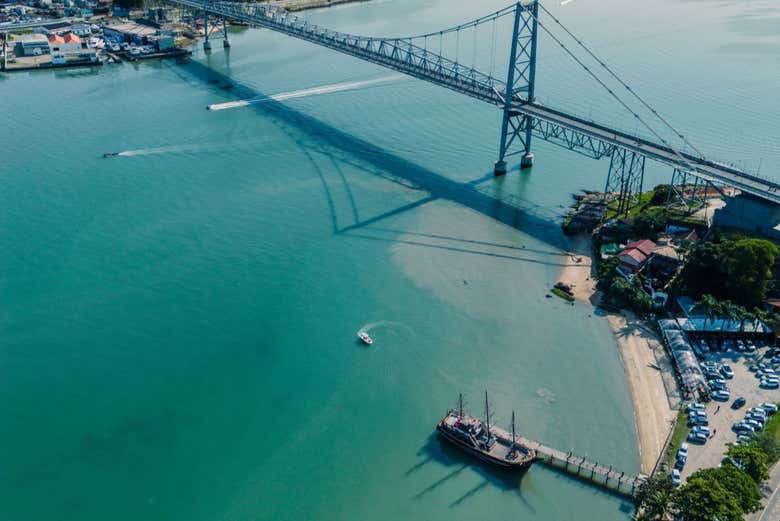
left=692, top=425, right=711, bottom=437
left=671, top=469, right=682, bottom=486
left=674, top=457, right=686, bottom=470
left=712, top=390, right=730, bottom=401
left=687, top=403, right=706, bottom=413
left=721, top=364, right=734, bottom=379
left=737, top=435, right=753, bottom=444
left=732, top=397, right=747, bottom=409
left=760, top=403, right=778, bottom=414
left=761, top=379, right=780, bottom=389
left=733, top=422, right=752, bottom=432
left=749, top=365, right=759, bottom=372
left=688, top=431, right=708, bottom=443
left=677, top=443, right=689, bottom=459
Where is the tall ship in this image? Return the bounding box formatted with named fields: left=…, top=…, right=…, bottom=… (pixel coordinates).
left=437, top=393, right=536, bottom=469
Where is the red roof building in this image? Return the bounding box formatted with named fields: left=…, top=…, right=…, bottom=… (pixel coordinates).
left=617, top=239, right=657, bottom=273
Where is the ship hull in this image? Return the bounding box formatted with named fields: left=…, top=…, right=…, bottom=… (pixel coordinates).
left=436, top=424, right=534, bottom=470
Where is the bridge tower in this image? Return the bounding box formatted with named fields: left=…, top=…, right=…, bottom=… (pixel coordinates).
left=494, top=0, right=539, bottom=176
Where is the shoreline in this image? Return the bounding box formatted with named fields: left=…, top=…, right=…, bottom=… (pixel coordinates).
left=559, top=233, right=679, bottom=473
left=276, top=0, right=371, bottom=11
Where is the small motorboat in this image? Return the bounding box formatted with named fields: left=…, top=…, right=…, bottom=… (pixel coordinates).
left=103, top=152, right=119, bottom=158
left=357, top=331, right=373, bottom=345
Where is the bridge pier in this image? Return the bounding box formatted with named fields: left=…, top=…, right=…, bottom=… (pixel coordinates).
left=203, top=11, right=211, bottom=51
left=222, top=17, right=230, bottom=48
left=493, top=160, right=508, bottom=176
left=520, top=152, right=534, bottom=169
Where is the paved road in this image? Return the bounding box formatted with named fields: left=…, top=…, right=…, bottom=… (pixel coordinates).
left=749, top=461, right=780, bottom=521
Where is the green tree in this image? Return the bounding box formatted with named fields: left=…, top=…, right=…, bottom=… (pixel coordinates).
left=650, top=184, right=672, bottom=205
left=681, top=238, right=778, bottom=307
left=725, top=443, right=770, bottom=483
left=752, top=431, right=780, bottom=465
left=675, top=475, right=743, bottom=521
left=720, top=239, right=779, bottom=306
left=700, top=294, right=722, bottom=330
left=692, top=466, right=762, bottom=513
left=634, top=474, right=677, bottom=520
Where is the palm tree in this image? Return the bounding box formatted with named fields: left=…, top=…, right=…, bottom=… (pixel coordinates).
left=752, top=307, right=769, bottom=333
left=700, top=294, right=720, bottom=330
left=736, top=305, right=752, bottom=334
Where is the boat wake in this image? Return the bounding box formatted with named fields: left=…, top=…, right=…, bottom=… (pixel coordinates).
left=116, top=144, right=215, bottom=157
left=207, top=75, right=404, bottom=111
left=358, top=320, right=409, bottom=335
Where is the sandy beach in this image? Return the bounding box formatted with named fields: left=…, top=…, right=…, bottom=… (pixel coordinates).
left=558, top=233, right=679, bottom=473
left=558, top=233, right=599, bottom=303
left=607, top=312, right=679, bottom=473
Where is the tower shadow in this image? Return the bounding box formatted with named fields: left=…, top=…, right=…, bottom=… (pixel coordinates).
left=169, top=55, right=570, bottom=250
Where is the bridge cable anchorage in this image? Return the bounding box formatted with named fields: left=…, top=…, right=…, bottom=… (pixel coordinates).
left=536, top=2, right=708, bottom=162
left=529, top=9, right=707, bottom=181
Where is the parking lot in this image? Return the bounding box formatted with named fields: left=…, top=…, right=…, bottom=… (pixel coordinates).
left=680, top=345, right=780, bottom=482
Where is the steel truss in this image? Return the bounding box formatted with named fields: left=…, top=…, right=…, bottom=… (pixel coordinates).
left=604, top=149, right=645, bottom=217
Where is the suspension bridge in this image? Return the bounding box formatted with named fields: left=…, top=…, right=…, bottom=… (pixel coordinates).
left=168, top=0, right=780, bottom=215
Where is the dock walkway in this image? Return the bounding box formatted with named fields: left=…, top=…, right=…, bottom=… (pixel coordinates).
left=491, top=425, right=648, bottom=497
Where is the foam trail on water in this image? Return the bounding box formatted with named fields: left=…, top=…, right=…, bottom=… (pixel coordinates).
left=114, top=139, right=270, bottom=157
left=117, top=144, right=210, bottom=157
left=208, top=76, right=404, bottom=111
left=358, top=321, right=409, bottom=334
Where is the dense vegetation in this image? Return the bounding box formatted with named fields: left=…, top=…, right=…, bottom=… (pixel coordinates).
left=597, top=257, right=653, bottom=313
left=636, top=412, right=780, bottom=521
left=680, top=235, right=778, bottom=307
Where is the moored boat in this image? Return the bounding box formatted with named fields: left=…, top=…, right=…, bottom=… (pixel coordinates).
left=437, top=393, right=536, bottom=469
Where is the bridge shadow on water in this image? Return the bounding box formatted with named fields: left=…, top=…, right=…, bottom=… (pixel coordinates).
left=170, top=54, right=569, bottom=254
left=407, top=432, right=536, bottom=511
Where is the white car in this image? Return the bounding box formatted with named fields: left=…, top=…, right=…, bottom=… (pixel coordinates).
left=712, top=390, right=730, bottom=401
left=671, top=469, right=681, bottom=486
left=677, top=443, right=689, bottom=458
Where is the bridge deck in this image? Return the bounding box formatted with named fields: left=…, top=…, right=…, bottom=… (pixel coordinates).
left=513, top=103, right=780, bottom=203
left=167, top=0, right=780, bottom=204
left=491, top=425, right=647, bottom=497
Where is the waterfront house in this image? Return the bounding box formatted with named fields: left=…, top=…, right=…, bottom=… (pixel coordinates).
left=12, top=34, right=50, bottom=56
left=617, top=239, right=656, bottom=273
left=48, top=32, right=81, bottom=52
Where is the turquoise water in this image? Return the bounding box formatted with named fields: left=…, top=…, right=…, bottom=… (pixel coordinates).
left=1, top=0, right=778, bottom=519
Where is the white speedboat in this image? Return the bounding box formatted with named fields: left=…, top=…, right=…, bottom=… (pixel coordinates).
left=357, top=331, right=373, bottom=345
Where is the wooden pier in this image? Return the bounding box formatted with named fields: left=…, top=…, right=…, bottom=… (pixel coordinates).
left=490, top=425, right=647, bottom=497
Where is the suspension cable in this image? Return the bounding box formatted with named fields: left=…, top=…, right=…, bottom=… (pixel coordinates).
left=489, top=16, right=497, bottom=78
left=537, top=2, right=706, bottom=161
left=471, top=24, right=477, bottom=70
left=529, top=10, right=705, bottom=177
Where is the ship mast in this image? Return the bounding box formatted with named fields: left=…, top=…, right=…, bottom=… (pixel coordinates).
left=511, top=410, right=517, bottom=453
left=484, top=390, right=490, bottom=435
left=458, top=393, right=464, bottom=417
